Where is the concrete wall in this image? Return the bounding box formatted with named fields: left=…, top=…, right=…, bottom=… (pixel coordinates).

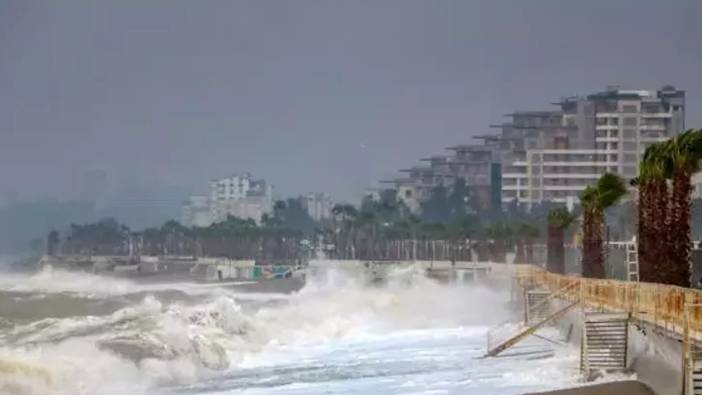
left=627, top=323, right=682, bottom=395
left=555, top=310, right=682, bottom=395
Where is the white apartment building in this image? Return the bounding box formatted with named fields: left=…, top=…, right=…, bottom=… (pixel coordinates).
left=590, top=88, right=684, bottom=178
left=179, top=173, right=274, bottom=226
left=209, top=174, right=273, bottom=223
left=502, top=86, right=685, bottom=208
left=210, top=173, right=253, bottom=202
left=300, top=192, right=333, bottom=222
left=502, top=149, right=618, bottom=208
left=212, top=196, right=271, bottom=224
left=181, top=195, right=213, bottom=227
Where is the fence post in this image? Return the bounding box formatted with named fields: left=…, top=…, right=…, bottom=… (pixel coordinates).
left=683, top=303, right=691, bottom=395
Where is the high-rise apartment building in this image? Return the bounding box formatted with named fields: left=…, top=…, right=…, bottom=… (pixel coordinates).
left=182, top=173, right=274, bottom=226
left=379, top=85, right=685, bottom=211
left=506, top=86, right=685, bottom=207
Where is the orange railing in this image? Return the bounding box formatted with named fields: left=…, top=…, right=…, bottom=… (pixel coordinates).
left=513, top=265, right=702, bottom=340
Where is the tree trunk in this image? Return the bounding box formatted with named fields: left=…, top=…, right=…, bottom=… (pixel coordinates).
left=547, top=225, right=565, bottom=274
left=637, top=181, right=651, bottom=282
left=515, top=239, right=526, bottom=263
left=525, top=239, right=534, bottom=265
left=582, top=209, right=606, bottom=278
left=668, top=170, right=692, bottom=287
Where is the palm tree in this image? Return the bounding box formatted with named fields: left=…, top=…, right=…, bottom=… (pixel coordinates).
left=635, top=143, right=669, bottom=283
left=485, top=223, right=513, bottom=263
left=660, top=129, right=702, bottom=286
left=580, top=173, right=627, bottom=278
left=331, top=204, right=358, bottom=258
left=547, top=208, right=577, bottom=274
left=514, top=223, right=540, bottom=264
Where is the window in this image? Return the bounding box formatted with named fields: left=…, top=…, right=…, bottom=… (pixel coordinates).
left=609, top=130, right=619, bottom=138
left=624, top=166, right=637, bottom=176
left=623, top=142, right=637, bottom=151
left=622, top=104, right=638, bottom=113
left=623, top=117, right=638, bottom=126
left=610, top=118, right=619, bottom=125
left=624, top=153, right=637, bottom=162
left=623, top=129, right=636, bottom=139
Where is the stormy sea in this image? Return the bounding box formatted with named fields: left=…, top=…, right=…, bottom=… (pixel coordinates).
left=0, top=260, right=583, bottom=395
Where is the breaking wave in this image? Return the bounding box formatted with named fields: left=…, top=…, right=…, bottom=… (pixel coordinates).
left=0, top=261, right=515, bottom=395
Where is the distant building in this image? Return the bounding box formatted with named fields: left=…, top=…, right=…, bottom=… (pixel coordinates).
left=209, top=173, right=273, bottom=224
left=181, top=173, right=274, bottom=226
left=559, top=85, right=685, bottom=179
left=300, top=192, right=333, bottom=222
left=505, top=86, right=685, bottom=207
left=181, top=195, right=212, bottom=227
left=211, top=197, right=271, bottom=224
left=378, top=85, right=685, bottom=211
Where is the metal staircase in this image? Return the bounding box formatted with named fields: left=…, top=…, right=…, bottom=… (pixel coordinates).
left=486, top=301, right=578, bottom=357
left=691, top=356, right=702, bottom=395
left=525, top=290, right=552, bottom=324
left=485, top=281, right=580, bottom=357
left=581, top=312, right=629, bottom=374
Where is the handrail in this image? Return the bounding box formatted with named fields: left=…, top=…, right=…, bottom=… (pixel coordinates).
left=514, top=265, right=702, bottom=340
left=486, top=280, right=579, bottom=352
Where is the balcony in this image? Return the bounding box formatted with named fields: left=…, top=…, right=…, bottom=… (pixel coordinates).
left=596, top=112, right=620, bottom=118
left=641, top=112, right=672, bottom=118
left=640, top=124, right=665, bottom=131
left=542, top=173, right=602, bottom=179
left=543, top=185, right=588, bottom=191
left=595, top=124, right=620, bottom=130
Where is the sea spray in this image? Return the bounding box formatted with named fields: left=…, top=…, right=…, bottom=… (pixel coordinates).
left=0, top=260, right=582, bottom=394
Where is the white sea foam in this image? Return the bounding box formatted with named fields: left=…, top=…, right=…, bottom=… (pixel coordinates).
left=0, top=261, right=588, bottom=395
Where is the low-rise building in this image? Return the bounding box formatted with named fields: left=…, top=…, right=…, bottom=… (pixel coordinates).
left=181, top=195, right=213, bottom=227
left=300, top=192, right=333, bottom=222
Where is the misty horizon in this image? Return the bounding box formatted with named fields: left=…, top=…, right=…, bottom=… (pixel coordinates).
left=3, top=1, right=702, bottom=205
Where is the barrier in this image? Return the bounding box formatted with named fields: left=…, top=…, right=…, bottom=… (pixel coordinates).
left=514, top=265, right=702, bottom=341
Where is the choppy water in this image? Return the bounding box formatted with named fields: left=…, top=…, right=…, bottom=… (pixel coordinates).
left=0, top=261, right=583, bottom=395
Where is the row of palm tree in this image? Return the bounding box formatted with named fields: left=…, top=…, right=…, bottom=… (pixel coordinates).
left=545, top=129, right=702, bottom=285
left=59, top=215, right=307, bottom=260
left=327, top=198, right=543, bottom=262
left=635, top=129, right=702, bottom=286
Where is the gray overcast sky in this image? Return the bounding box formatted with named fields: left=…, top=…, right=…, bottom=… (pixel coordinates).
left=1, top=0, right=701, bottom=204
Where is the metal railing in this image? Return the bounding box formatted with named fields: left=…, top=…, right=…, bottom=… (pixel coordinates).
left=514, top=265, right=702, bottom=340
left=486, top=279, right=579, bottom=354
